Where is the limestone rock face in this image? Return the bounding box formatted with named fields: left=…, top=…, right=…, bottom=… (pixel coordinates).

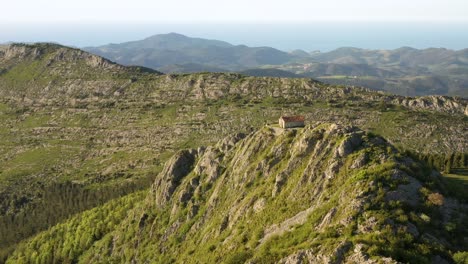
left=385, top=175, right=422, bottom=207
left=151, top=149, right=198, bottom=206
left=276, top=249, right=317, bottom=264
left=277, top=241, right=397, bottom=264
left=351, top=152, right=368, bottom=169
left=1, top=44, right=42, bottom=59
left=194, top=146, right=222, bottom=183
left=337, top=132, right=363, bottom=157
left=393, top=95, right=468, bottom=116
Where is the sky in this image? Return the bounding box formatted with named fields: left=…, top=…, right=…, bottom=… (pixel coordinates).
left=1, top=0, right=467, bottom=50
left=3, top=0, right=468, bottom=23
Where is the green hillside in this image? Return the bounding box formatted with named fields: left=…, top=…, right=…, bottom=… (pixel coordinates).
left=0, top=43, right=466, bottom=262
left=6, top=124, right=468, bottom=263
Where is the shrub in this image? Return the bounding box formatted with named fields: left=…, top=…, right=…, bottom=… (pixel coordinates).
left=453, top=251, right=468, bottom=264
left=208, top=244, right=216, bottom=252
left=427, top=193, right=444, bottom=206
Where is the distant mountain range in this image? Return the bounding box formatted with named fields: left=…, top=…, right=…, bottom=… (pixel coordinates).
left=85, top=33, right=295, bottom=71
left=85, top=33, right=468, bottom=97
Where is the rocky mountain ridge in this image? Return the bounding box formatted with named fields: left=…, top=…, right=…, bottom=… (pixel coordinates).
left=84, top=32, right=294, bottom=71
left=394, top=95, right=468, bottom=116
left=0, top=43, right=157, bottom=73
left=1, top=43, right=467, bottom=116
left=7, top=123, right=466, bottom=263
left=83, top=33, right=468, bottom=96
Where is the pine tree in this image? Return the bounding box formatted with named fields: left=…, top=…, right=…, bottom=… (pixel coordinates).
left=444, top=153, right=452, bottom=174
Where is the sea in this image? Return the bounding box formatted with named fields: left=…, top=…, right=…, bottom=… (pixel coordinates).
left=1, top=21, right=467, bottom=52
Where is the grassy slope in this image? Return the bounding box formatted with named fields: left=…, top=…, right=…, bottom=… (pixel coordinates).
left=443, top=168, right=468, bottom=201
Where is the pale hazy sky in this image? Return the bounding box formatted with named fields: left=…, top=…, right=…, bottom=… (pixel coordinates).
left=3, top=0, right=468, bottom=23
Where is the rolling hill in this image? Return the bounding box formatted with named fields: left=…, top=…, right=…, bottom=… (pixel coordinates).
left=84, top=33, right=295, bottom=72
left=84, top=33, right=468, bottom=97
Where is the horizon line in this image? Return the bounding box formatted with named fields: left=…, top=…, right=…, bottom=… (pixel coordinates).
left=2, top=19, right=468, bottom=25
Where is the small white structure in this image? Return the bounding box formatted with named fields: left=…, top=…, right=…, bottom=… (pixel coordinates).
left=279, top=116, right=305, bottom=128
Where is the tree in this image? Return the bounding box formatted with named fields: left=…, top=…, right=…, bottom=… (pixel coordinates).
left=444, top=154, right=452, bottom=174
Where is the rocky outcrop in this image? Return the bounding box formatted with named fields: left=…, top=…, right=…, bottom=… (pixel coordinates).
left=393, top=95, right=468, bottom=116
left=0, top=44, right=43, bottom=60
left=337, top=132, right=363, bottom=157
left=385, top=170, right=422, bottom=207
left=150, top=149, right=198, bottom=206
left=5, top=123, right=467, bottom=263
left=0, top=43, right=116, bottom=68
left=107, top=123, right=466, bottom=263
left=277, top=241, right=399, bottom=264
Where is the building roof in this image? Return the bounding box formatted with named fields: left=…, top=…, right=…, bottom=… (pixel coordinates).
left=280, top=115, right=305, bottom=122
